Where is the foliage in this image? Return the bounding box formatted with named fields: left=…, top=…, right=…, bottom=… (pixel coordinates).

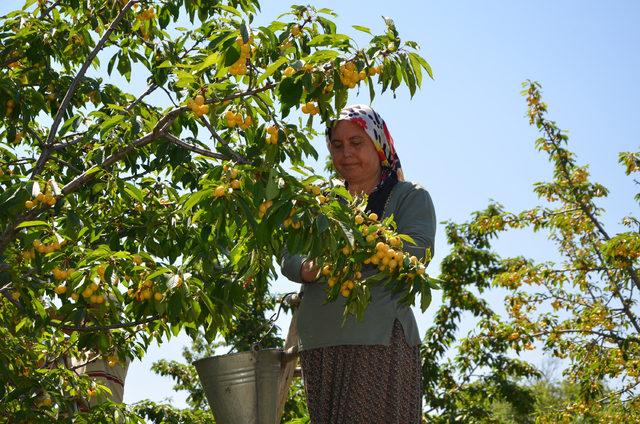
left=0, top=0, right=432, bottom=420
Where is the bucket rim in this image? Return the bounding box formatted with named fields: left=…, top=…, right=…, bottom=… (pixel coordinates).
left=192, top=347, right=283, bottom=367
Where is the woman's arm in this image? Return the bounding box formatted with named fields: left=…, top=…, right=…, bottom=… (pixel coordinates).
left=393, top=185, right=437, bottom=264
left=280, top=251, right=319, bottom=284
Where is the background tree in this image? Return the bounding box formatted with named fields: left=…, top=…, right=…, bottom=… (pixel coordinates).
left=422, top=82, right=640, bottom=422
left=0, top=0, right=432, bottom=421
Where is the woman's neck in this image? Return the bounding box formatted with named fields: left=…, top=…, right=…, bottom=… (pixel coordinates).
left=347, top=171, right=382, bottom=195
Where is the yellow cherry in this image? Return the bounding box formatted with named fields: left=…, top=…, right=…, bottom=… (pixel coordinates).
left=214, top=185, right=227, bottom=198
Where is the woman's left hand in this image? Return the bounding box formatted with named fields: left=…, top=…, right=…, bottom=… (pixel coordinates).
left=300, top=260, right=320, bottom=283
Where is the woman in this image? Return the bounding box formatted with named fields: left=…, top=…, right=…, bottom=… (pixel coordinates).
left=281, top=104, right=436, bottom=424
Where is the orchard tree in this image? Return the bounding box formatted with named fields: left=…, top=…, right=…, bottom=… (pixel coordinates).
left=0, top=0, right=435, bottom=421
left=422, top=82, right=640, bottom=422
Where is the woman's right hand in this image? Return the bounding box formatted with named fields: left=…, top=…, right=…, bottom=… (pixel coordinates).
left=300, top=259, right=319, bottom=283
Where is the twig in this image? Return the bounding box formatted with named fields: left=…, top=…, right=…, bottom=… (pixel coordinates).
left=157, top=84, right=179, bottom=108
left=51, top=135, right=88, bottom=151
left=532, top=328, right=635, bottom=344
left=53, top=156, right=83, bottom=174
left=38, top=0, right=63, bottom=20
left=126, top=83, right=158, bottom=112
left=0, top=288, right=25, bottom=312
left=199, top=116, right=249, bottom=164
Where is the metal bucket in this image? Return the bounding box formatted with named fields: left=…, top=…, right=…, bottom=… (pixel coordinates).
left=193, top=348, right=283, bottom=424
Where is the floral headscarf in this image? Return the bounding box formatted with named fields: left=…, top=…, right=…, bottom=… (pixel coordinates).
left=325, top=104, right=404, bottom=182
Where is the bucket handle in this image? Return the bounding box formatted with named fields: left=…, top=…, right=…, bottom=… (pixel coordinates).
left=226, top=291, right=300, bottom=355
left=281, top=345, right=299, bottom=363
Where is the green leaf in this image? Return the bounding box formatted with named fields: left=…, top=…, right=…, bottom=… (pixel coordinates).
left=240, top=22, right=249, bottom=43
left=428, top=277, right=443, bottom=289
left=182, top=189, right=213, bottom=212
left=398, top=233, right=416, bottom=245
left=197, top=53, right=219, bottom=71
left=277, top=78, right=303, bottom=114
left=16, top=220, right=50, bottom=229
left=401, top=54, right=417, bottom=97
left=420, top=284, right=432, bottom=312
left=308, top=34, right=350, bottom=47
left=59, top=115, right=81, bottom=137
left=215, top=4, right=242, bottom=17
left=305, top=49, right=339, bottom=63
left=33, top=298, right=46, bottom=319
left=223, top=45, right=241, bottom=67
left=266, top=168, right=278, bottom=200
left=352, top=25, right=372, bottom=34
left=331, top=186, right=352, bottom=202
left=256, top=57, right=287, bottom=86
left=156, top=60, right=174, bottom=69
left=408, top=53, right=423, bottom=88
left=100, top=114, right=125, bottom=136
left=123, top=183, right=144, bottom=203
left=175, top=70, right=197, bottom=88
left=316, top=214, right=329, bottom=233
left=411, top=53, right=434, bottom=79
left=317, top=16, right=337, bottom=34
left=116, top=53, right=132, bottom=81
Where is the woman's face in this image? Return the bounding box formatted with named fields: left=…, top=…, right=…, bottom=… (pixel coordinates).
left=328, top=120, right=382, bottom=186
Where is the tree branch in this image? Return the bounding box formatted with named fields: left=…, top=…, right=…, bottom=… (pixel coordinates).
left=32, top=0, right=137, bottom=177
left=541, top=120, right=640, bottom=294
left=199, top=116, right=249, bottom=164
left=38, top=0, right=63, bottom=20
left=164, top=133, right=227, bottom=160
left=126, top=83, right=158, bottom=112
left=0, top=288, right=25, bottom=313
left=0, top=82, right=277, bottom=256
left=53, top=315, right=160, bottom=332
left=533, top=328, right=636, bottom=344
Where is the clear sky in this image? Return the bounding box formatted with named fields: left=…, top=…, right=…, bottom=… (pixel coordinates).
left=2, top=0, right=639, bottom=410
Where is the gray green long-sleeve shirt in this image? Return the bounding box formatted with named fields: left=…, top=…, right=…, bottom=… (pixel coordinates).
left=280, top=180, right=436, bottom=351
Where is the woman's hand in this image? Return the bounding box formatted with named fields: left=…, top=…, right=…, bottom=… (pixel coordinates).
left=300, top=259, right=320, bottom=283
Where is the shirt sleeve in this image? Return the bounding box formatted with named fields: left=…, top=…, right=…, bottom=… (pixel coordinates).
left=280, top=249, right=306, bottom=284
left=392, top=185, right=437, bottom=263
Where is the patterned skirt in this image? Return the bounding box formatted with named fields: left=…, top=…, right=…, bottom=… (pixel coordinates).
left=299, top=320, right=422, bottom=424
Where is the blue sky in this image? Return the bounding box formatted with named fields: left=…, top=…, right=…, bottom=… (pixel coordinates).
left=2, top=0, right=639, bottom=409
